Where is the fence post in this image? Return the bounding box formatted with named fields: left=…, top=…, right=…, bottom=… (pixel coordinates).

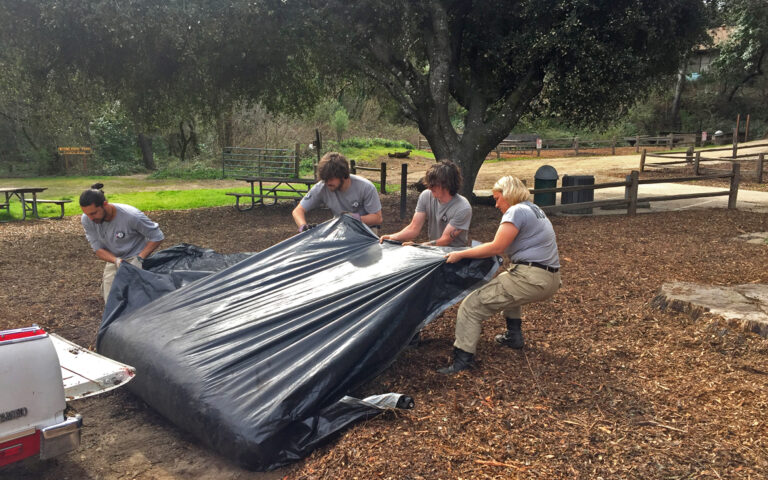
left=611, top=138, right=616, bottom=155
left=745, top=114, right=750, bottom=142
left=380, top=162, right=386, bottom=194
left=400, top=164, right=407, bottom=220
left=732, top=128, right=738, bottom=158
left=294, top=142, right=301, bottom=178
left=685, top=146, right=694, bottom=164
left=667, top=133, right=674, bottom=150
left=640, top=149, right=646, bottom=172
left=350, top=160, right=356, bottom=174
left=627, top=170, right=639, bottom=216
left=757, top=153, right=764, bottom=184
left=694, top=152, right=701, bottom=176
left=635, top=135, right=640, bottom=153
left=728, top=162, right=740, bottom=209
left=573, top=137, right=579, bottom=155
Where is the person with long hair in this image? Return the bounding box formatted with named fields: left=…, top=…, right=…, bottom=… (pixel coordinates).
left=380, top=160, right=471, bottom=247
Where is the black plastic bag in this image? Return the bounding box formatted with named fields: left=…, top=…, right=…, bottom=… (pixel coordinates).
left=98, top=216, right=498, bottom=470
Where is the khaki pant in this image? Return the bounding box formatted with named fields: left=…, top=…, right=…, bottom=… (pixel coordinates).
left=102, top=257, right=142, bottom=302
left=454, top=264, right=561, bottom=354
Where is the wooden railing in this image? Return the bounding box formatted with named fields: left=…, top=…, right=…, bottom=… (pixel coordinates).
left=350, top=160, right=387, bottom=194
left=530, top=164, right=740, bottom=216
left=640, top=144, right=767, bottom=183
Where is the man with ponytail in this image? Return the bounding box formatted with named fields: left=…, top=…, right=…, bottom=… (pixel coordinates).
left=79, top=183, right=164, bottom=302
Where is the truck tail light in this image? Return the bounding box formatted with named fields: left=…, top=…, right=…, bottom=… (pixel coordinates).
left=0, top=326, right=47, bottom=343
left=0, top=431, right=41, bottom=466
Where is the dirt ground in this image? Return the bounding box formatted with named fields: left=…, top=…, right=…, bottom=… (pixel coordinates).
left=2, top=153, right=768, bottom=479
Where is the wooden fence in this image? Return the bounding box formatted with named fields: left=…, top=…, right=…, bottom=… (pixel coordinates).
left=640, top=143, right=768, bottom=183
left=528, top=164, right=740, bottom=215
left=350, top=160, right=387, bottom=194
left=417, top=134, right=698, bottom=158
left=626, top=133, right=697, bottom=152
left=222, top=145, right=301, bottom=178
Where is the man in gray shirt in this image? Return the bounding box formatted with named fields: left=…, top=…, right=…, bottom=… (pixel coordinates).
left=292, top=152, right=383, bottom=232
left=80, top=184, right=164, bottom=301
left=380, top=161, right=471, bottom=247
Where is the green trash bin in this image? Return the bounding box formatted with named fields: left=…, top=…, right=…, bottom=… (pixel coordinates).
left=533, top=165, right=558, bottom=206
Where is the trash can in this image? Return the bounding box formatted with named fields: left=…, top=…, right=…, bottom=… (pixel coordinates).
left=533, top=165, right=558, bottom=207
left=561, top=175, right=595, bottom=214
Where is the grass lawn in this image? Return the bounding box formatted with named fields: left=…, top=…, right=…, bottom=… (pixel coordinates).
left=0, top=175, right=383, bottom=221
left=340, top=146, right=434, bottom=163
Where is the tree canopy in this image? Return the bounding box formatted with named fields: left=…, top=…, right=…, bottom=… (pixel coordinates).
left=2, top=0, right=708, bottom=192
left=711, top=0, right=767, bottom=100
left=277, top=0, right=708, bottom=196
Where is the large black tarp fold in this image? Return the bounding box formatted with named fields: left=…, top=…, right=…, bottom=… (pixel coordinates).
left=97, top=216, right=498, bottom=470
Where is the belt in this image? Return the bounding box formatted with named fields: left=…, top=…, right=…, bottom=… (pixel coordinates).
left=517, top=262, right=559, bottom=273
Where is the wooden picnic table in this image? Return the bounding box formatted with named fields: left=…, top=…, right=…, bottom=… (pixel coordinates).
left=227, top=176, right=316, bottom=211
left=0, top=187, right=47, bottom=220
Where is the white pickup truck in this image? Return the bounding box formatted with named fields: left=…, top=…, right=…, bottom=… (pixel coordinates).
left=0, top=325, right=134, bottom=467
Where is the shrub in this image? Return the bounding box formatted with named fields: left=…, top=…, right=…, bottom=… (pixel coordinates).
left=339, top=137, right=414, bottom=149
left=149, top=160, right=221, bottom=179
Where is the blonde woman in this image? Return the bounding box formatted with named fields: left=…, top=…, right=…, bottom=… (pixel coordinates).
left=440, top=176, right=561, bottom=374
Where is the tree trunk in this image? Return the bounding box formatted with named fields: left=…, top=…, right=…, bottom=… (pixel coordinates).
left=216, top=110, right=234, bottom=151
left=670, top=66, right=685, bottom=130
left=138, top=133, right=156, bottom=170
left=420, top=122, right=507, bottom=202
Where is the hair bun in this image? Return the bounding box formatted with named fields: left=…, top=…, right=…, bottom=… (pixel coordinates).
left=91, top=182, right=104, bottom=190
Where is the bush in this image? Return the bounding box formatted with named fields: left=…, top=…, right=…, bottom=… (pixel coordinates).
left=339, top=137, right=414, bottom=149
left=149, top=160, right=222, bottom=179
left=331, top=108, right=350, bottom=142
left=90, top=103, right=138, bottom=168
left=99, top=159, right=146, bottom=176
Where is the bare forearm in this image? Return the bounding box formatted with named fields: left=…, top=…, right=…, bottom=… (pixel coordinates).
left=361, top=211, right=383, bottom=226
left=388, top=224, right=420, bottom=242
left=292, top=205, right=308, bottom=228
left=455, top=242, right=503, bottom=260
left=95, top=248, right=119, bottom=264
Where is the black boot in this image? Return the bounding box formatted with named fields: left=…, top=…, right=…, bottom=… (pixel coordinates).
left=495, top=318, right=524, bottom=349
left=437, top=347, right=475, bottom=375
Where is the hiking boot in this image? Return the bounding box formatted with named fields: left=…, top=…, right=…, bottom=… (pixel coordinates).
left=436, top=347, right=475, bottom=375
left=495, top=318, right=524, bottom=349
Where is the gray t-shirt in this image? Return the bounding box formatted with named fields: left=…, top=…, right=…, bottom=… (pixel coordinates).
left=415, top=190, right=472, bottom=247
left=501, top=201, right=560, bottom=268
left=81, top=203, right=165, bottom=258
left=299, top=175, right=382, bottom=218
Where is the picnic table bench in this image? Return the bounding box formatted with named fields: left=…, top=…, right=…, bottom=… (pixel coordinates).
left=0, top=187, right=47, bottom=220
left=24, top=198, right=72, bottom=219
left=227, top=176, right=316, bottom=211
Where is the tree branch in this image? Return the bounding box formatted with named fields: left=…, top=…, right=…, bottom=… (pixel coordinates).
left=727, top=48, right=765, bottom=101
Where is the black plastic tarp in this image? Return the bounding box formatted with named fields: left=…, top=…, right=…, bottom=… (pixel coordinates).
left=97, top=216, right=499, bottom=470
